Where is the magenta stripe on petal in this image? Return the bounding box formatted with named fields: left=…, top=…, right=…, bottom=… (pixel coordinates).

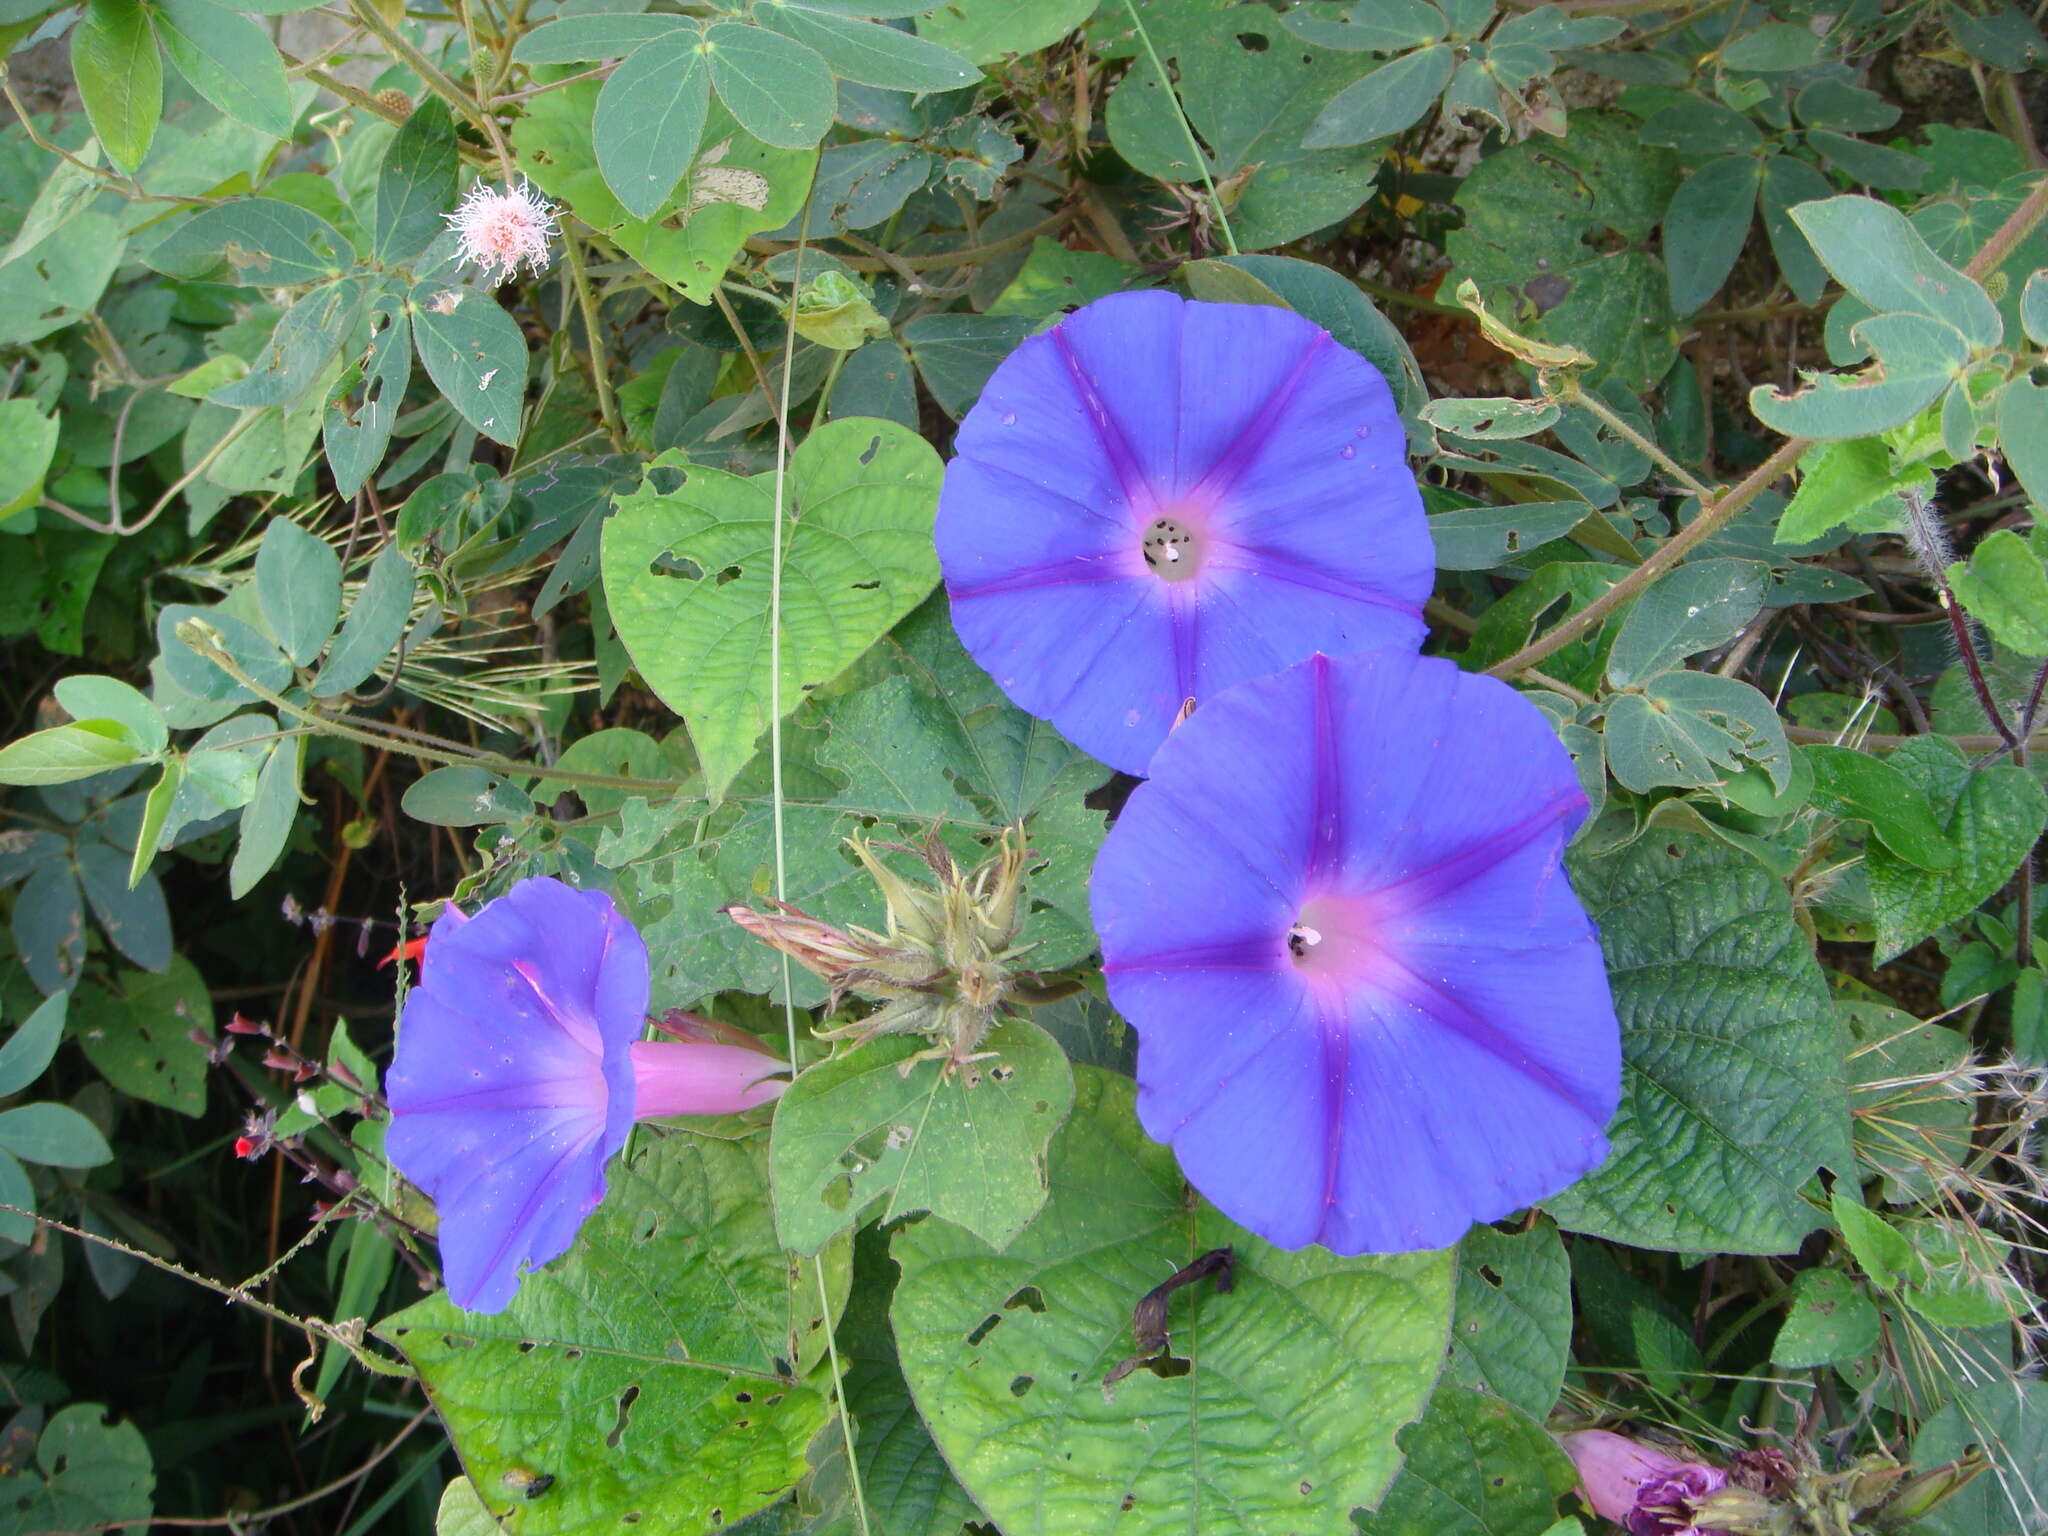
left=1089, top=649, right=1621, bottom=1255
left=937, top=290, right=1430, bottom=775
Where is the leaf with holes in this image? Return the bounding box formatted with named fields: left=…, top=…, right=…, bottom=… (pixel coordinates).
left=890, top=1069, right=1452, bottom=1536
left=1444, top=1222, right=1573, bottom=1419
left=1353, top=1386, right=1579, bottom=1536
left=1865, top=735, right=2048, bottom=964
left=601, top=419, right=943, bottom=798
left=1104, top=4, right=1389, bottom=250
left=0, top=1404, right=154, bottom=1536
left=323, top=289, right=412, bottom=499
left=68, top=956, right=214, bottom=1117
left=513, top=82, right=814, bottom=307
left=1547, top=834, right=1855, bottom=1253
left=1607, top=558, right=1770, bottom=686
left=1605, top=671, right=1792, bottom=795
left=408, top=281, right=527, bottom=446
left=1749, top=311, right=1969, bottom=440
left=1444, top=115, right=1679, bottom=390
left=770, top=1019, right=1074, bottom=1256
left=377, top=1128, right=849, bottom=1536
left=837, top=1222, right=981, bottom=1536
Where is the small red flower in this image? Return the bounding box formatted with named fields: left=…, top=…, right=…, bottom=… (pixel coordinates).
left=233, top=1136, right=258, bottom=1159
left=379, top=935, right=429, bottom=971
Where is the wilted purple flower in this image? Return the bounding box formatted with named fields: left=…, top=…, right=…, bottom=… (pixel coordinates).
left=935, top=290, right=1430, bottom=776
left=387, top=878, right=787, bottom=1313
left=1560, top=1430, right=1730, bottom=1536
left=1089, top=649, right=1619, bottom=1252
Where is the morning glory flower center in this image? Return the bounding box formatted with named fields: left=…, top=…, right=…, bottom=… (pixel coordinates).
left=1141, top=516, right=1204, bottom=583
left=1286, top=895, right=1383, bottom=984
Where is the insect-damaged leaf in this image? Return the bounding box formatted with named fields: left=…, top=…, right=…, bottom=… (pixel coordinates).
left=601, top=418, right=942, bottom=797
left=378, top=1128, right=849, bottom=1536
left=890, top=1069, right=1451, bottom=1536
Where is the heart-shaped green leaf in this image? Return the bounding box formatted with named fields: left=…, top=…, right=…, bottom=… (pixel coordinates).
left=601, top=418, right=942, bottom=797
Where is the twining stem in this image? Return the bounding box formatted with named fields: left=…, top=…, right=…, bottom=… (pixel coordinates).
left=0, top=1203, right=414, bottom=1379
left=62, top=1410, right=435, bottom=1533
left=347, top=0, right=508, bottom=168
left=1899, top=487, right=2023, bottom=751
left=1782, top=722, right=2048, bottom=751
left=1485, top=434, right=1807, bottom=680
left=760, top=205, right=877, bottom=1536
left=178, top=625, right=694, bottom=797
left=1968, top=156, right=2048, bottom=277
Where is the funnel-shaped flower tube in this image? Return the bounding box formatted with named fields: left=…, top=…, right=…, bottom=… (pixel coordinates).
left=935, top=290, right=1431, bottom=776
left=1090, top=649, right=1620, bottom=1253
left=387, top=878, right=785, bottom=1313
left=1560, top=1431, right=1730, bottom=1536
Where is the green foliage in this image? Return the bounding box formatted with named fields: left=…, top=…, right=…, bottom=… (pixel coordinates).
left=602, top=419, right=942, bottom=797
left=1864, top=738, right=2048, bottom=963
left=1443, top=1221, right=1572, bottom=1419
left=1106, top=2, right=1386, bottom=250
left=890, top=1070, right=1453, bottom=1536
left=1354, top=1386, right=1578, bottom=1536
left=1551, top=834, right=1854, bottom=1253
left=379, top=1128, right=849, bottom=1536
left=1445, top=116, right=1678, bottom=391
left=0, top=1404, right=154, bottom=1535
left=769, top=1019, right=1073, bottom=1255
left=1, top=3, right=2045, bottom=1530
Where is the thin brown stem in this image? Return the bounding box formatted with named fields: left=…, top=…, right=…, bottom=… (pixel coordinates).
left=1487, top=435, right=1806, bottom=679
left=48, top=1410, right=432, bottom=1533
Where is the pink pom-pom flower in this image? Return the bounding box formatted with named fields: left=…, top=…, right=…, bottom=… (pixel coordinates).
left=446, top=179, right=558, bottom=284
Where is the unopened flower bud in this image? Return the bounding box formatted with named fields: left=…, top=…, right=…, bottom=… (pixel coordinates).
left=1559, top=1429, right=1729, bottom=1536
left=1866, top=1452, right=1987, bottom=1529
left=725, top=827, right=1042, bottom=1074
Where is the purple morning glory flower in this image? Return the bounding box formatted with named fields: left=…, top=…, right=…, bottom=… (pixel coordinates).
left=935, top=290, right=1431, bottom=776
left=1560, top=1431, right=1731, bottom=1536
left=386, top=877, right=787, bottom=1313
left=1089, top=649, right=1620, bottom=1253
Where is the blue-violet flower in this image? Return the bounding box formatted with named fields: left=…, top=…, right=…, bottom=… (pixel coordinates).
left=1089, top=649, right=1621, bottom=1252
left=387, top=877, right=787, bottom=1312
left=935, top=290, right=1431, bottom=776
